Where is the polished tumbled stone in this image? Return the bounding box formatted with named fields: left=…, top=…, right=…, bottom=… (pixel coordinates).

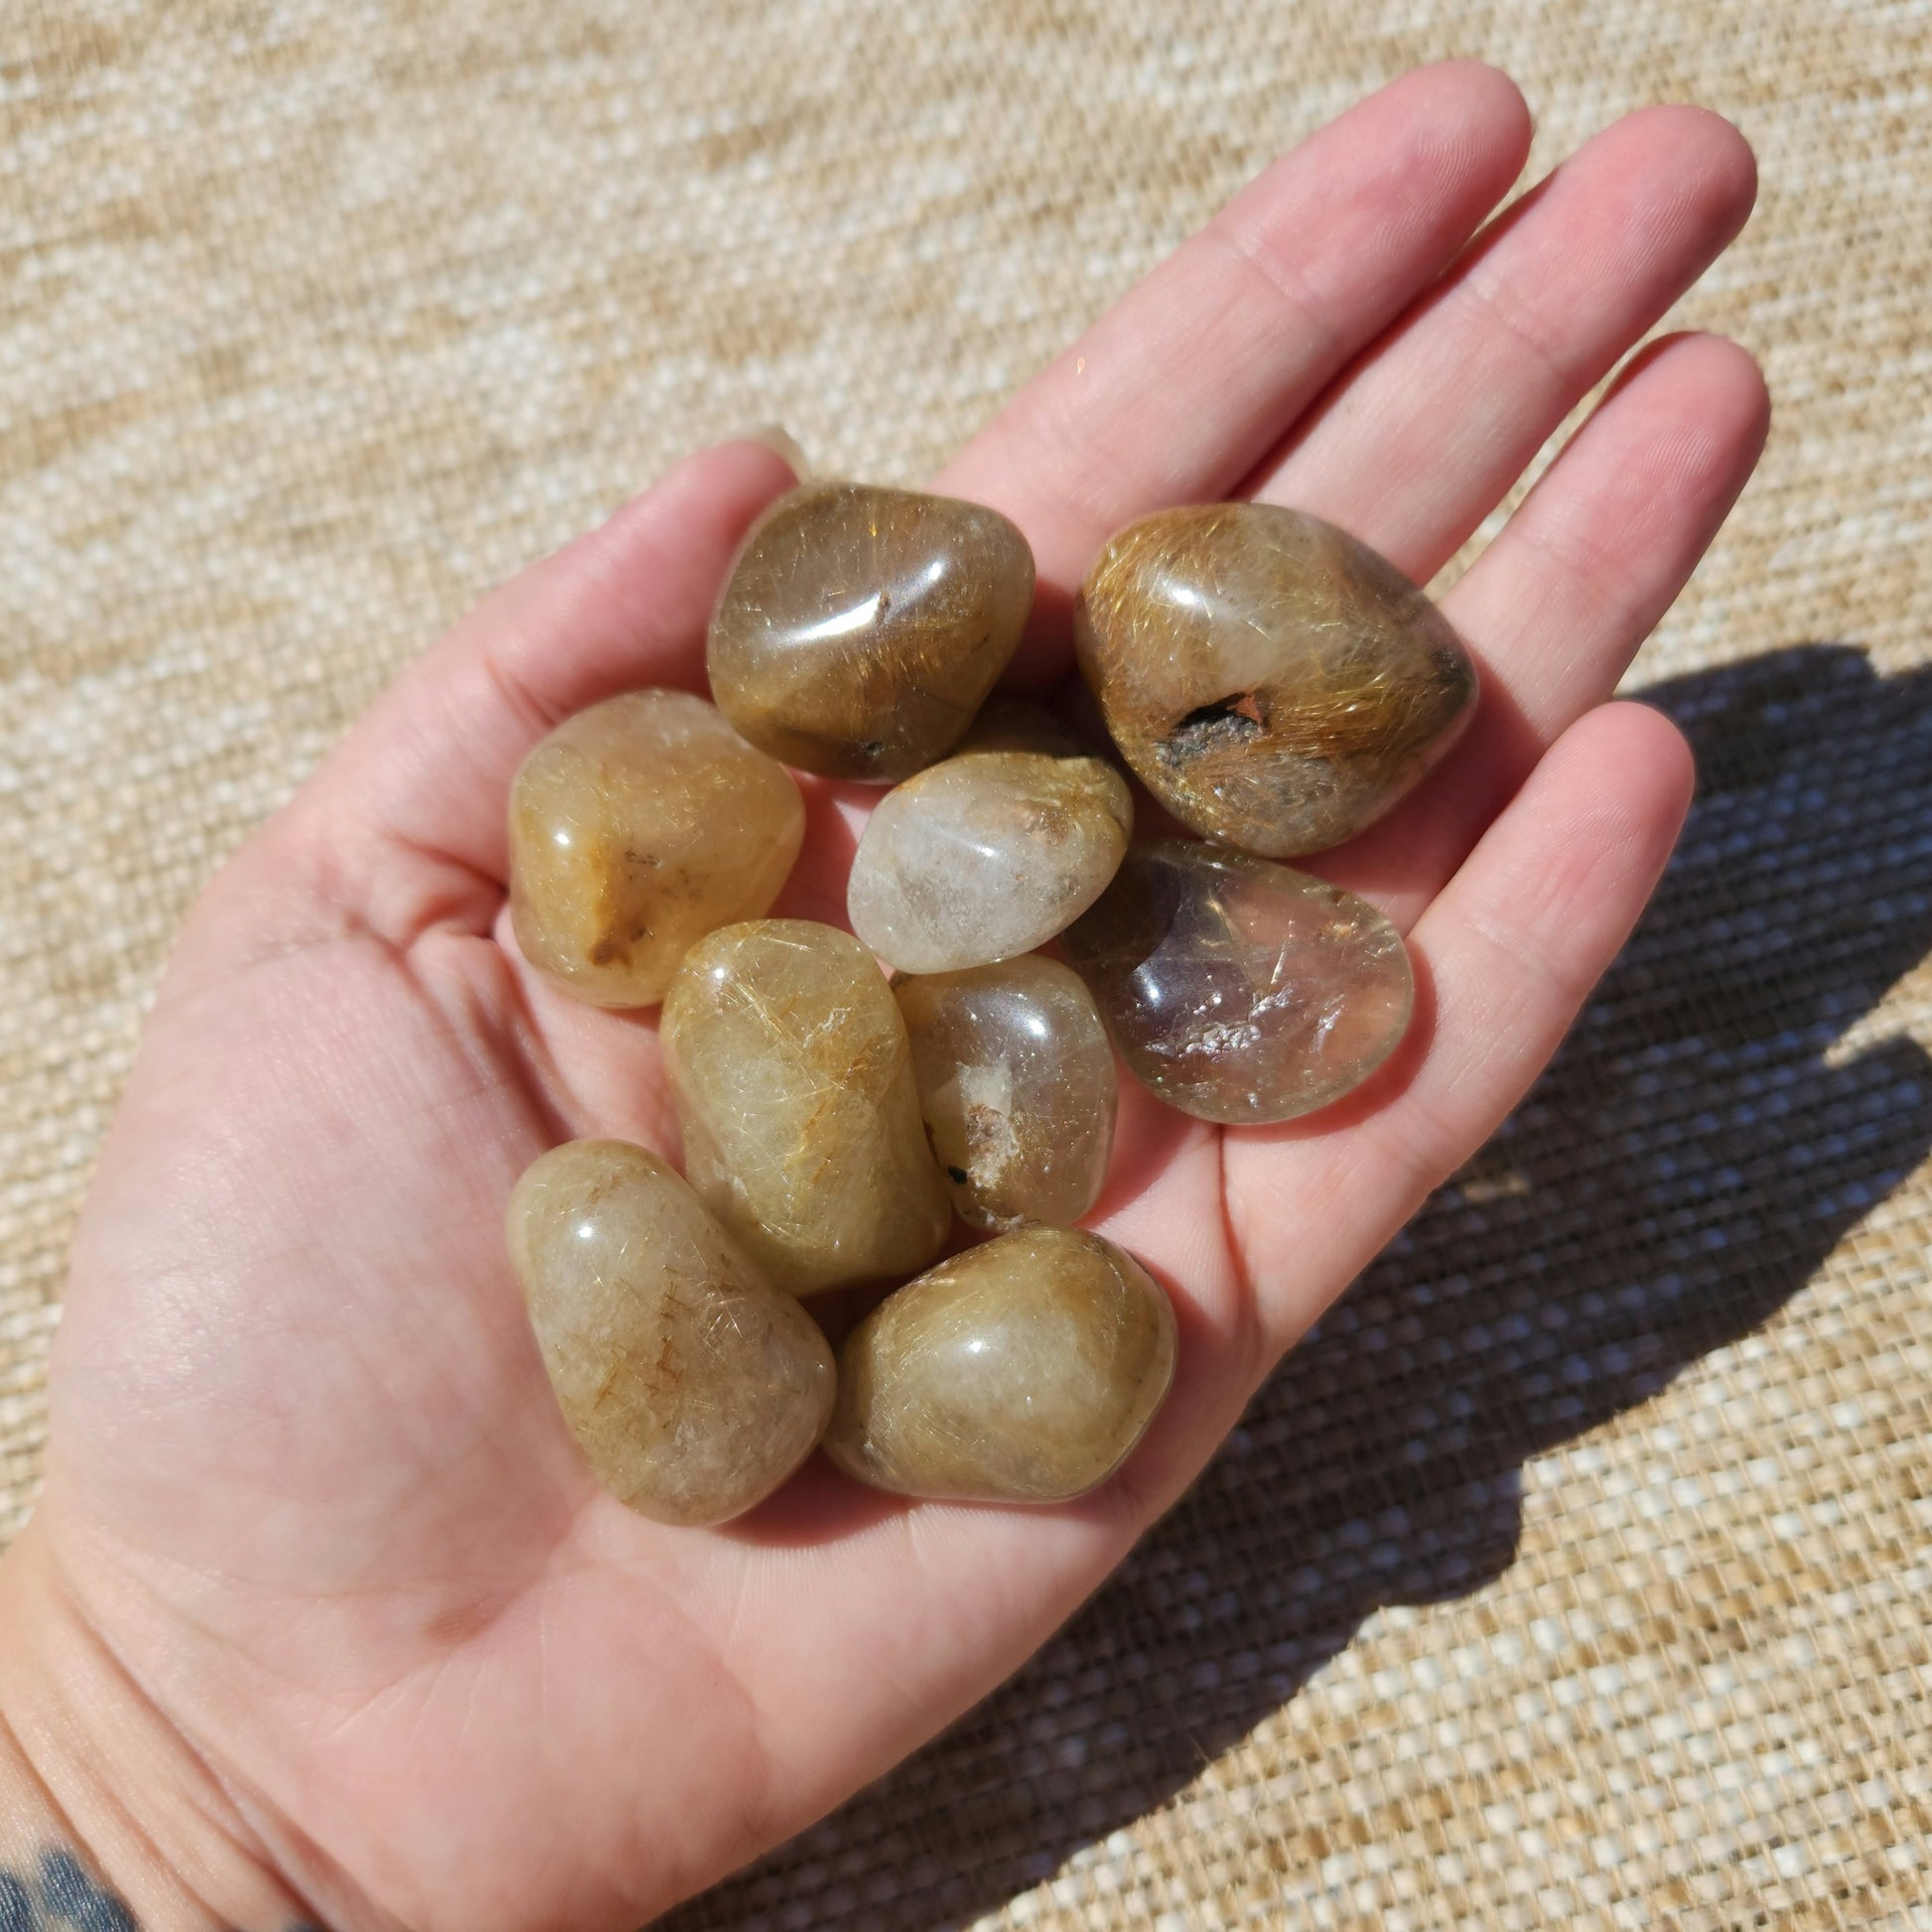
left=509, top=689, right=804, bottom=1008
left=823, top=1226, right=1175, bottom=1504
left=1076, top=502, right=1478, bottom=856
left=847, top=702, right=1133, bottom=973
left=1060, top=839, right=1412, bottom=1124
left=707, top=482, right=1035, bottom=782
left=506, top=1140, right=834, bottom=1526
left=661, top=919, right=952, bottom=1295
left=897, top=954, right=1117, bottom=1232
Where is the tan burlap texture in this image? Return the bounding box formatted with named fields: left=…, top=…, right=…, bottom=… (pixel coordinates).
left=5, top=2, right=1930, bottom=1926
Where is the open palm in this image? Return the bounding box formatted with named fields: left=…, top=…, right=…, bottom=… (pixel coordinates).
left=16, top=65, right=1764, bottom=1932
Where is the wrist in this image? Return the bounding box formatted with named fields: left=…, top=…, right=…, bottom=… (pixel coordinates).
left=0, top=1706, right=130, bottom=1932
left=0, top=1517, right=318, bottom=1932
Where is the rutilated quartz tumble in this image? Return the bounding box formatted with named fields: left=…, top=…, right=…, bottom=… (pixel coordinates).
left=661, top=919, right=952, bottom=1295
left=823, top=1226, right=1176, bottom=1504
left=506, top=1140, right=834, bottom=1526
left=707, top=482, right=1035, bottom=782
left=509, top=689, right=804, bottom=1007
left=1076, top=502, right=1478, bottom=856
left=1061, top=839, right=1412, bottom=1124
left=847, top=702, right=1133, bottom=973
left=896, top=954, right=1117, bottom=1232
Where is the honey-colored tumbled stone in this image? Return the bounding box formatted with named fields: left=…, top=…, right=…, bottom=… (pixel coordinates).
left=661, top=920, right=952, bottom=1295
left=897, top=955, right=1117, bottom=1232
left=506, top=1140, right=834, bottom=1526
left=847, top=702, right=1133, bottom=973
left=824, top=1226, right=1175, bottom=1503
left=707, top=482, right=1035, bottom=781
left=509, top=689, right=804, bottom=1008
left=1076, top=502, right=1478, bottom=856
left=1060, top=840, right=1412, bottom=1124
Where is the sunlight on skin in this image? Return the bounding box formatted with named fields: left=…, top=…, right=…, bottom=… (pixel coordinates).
left=0, top=62, right=1767, bottom=1932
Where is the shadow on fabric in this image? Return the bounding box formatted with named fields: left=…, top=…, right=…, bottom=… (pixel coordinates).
left=663, top=643, right=1932, bottom=1932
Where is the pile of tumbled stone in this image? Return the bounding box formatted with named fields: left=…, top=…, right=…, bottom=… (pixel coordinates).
left=505, top=481, right=1476, bottom=1525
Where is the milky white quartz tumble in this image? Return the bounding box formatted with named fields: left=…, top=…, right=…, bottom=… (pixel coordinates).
left=506, top=1139, right=834, bottom=1526
left=845, top=703, right=1133, bottom=974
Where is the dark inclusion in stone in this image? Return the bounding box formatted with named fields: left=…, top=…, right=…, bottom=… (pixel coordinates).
left=1075, top=502, right=1478, bottom=857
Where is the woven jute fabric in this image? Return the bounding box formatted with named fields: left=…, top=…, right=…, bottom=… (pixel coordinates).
left=5, top=2, right=1930, bottom=1926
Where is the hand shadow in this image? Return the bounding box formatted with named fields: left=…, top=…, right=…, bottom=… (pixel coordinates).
left=662, top=642, right=1932, bottom=1932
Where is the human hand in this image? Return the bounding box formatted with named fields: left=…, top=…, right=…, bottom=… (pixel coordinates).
left=0, top=63, right=1765, bottom=1932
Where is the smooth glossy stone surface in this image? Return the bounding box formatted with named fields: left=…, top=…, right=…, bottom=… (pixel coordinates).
left=506, top=1140, right=834, bottom=1526
left=661, top=920, right=952, bottom=1295
left=1076, top=503, right=1478, bottom=856
left=509, top=690, right=805, bottom=1008
left=1060, top=840, right=1412, bottom=1124
left=707, top=482, right=1035, bottom=782
left=823, top=1227, right=1175, bottom=1503
left=897, top=954, right=1117, bottom=1232
left=847, top=702, right=1133, bottom=973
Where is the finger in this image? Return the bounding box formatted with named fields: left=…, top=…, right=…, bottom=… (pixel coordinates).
left=1254, top=105, right=1757, bottom=581
left=1226, top=700, right=1696, bottom=1352
left=1318, top=330, right=1767, bottom=922
left=263, top=437, right=800, bottom=940
left=936, top=61, right=1532, bottom=668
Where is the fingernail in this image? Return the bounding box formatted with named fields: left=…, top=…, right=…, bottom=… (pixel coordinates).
left=725, top=423, right=809, bottom=482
